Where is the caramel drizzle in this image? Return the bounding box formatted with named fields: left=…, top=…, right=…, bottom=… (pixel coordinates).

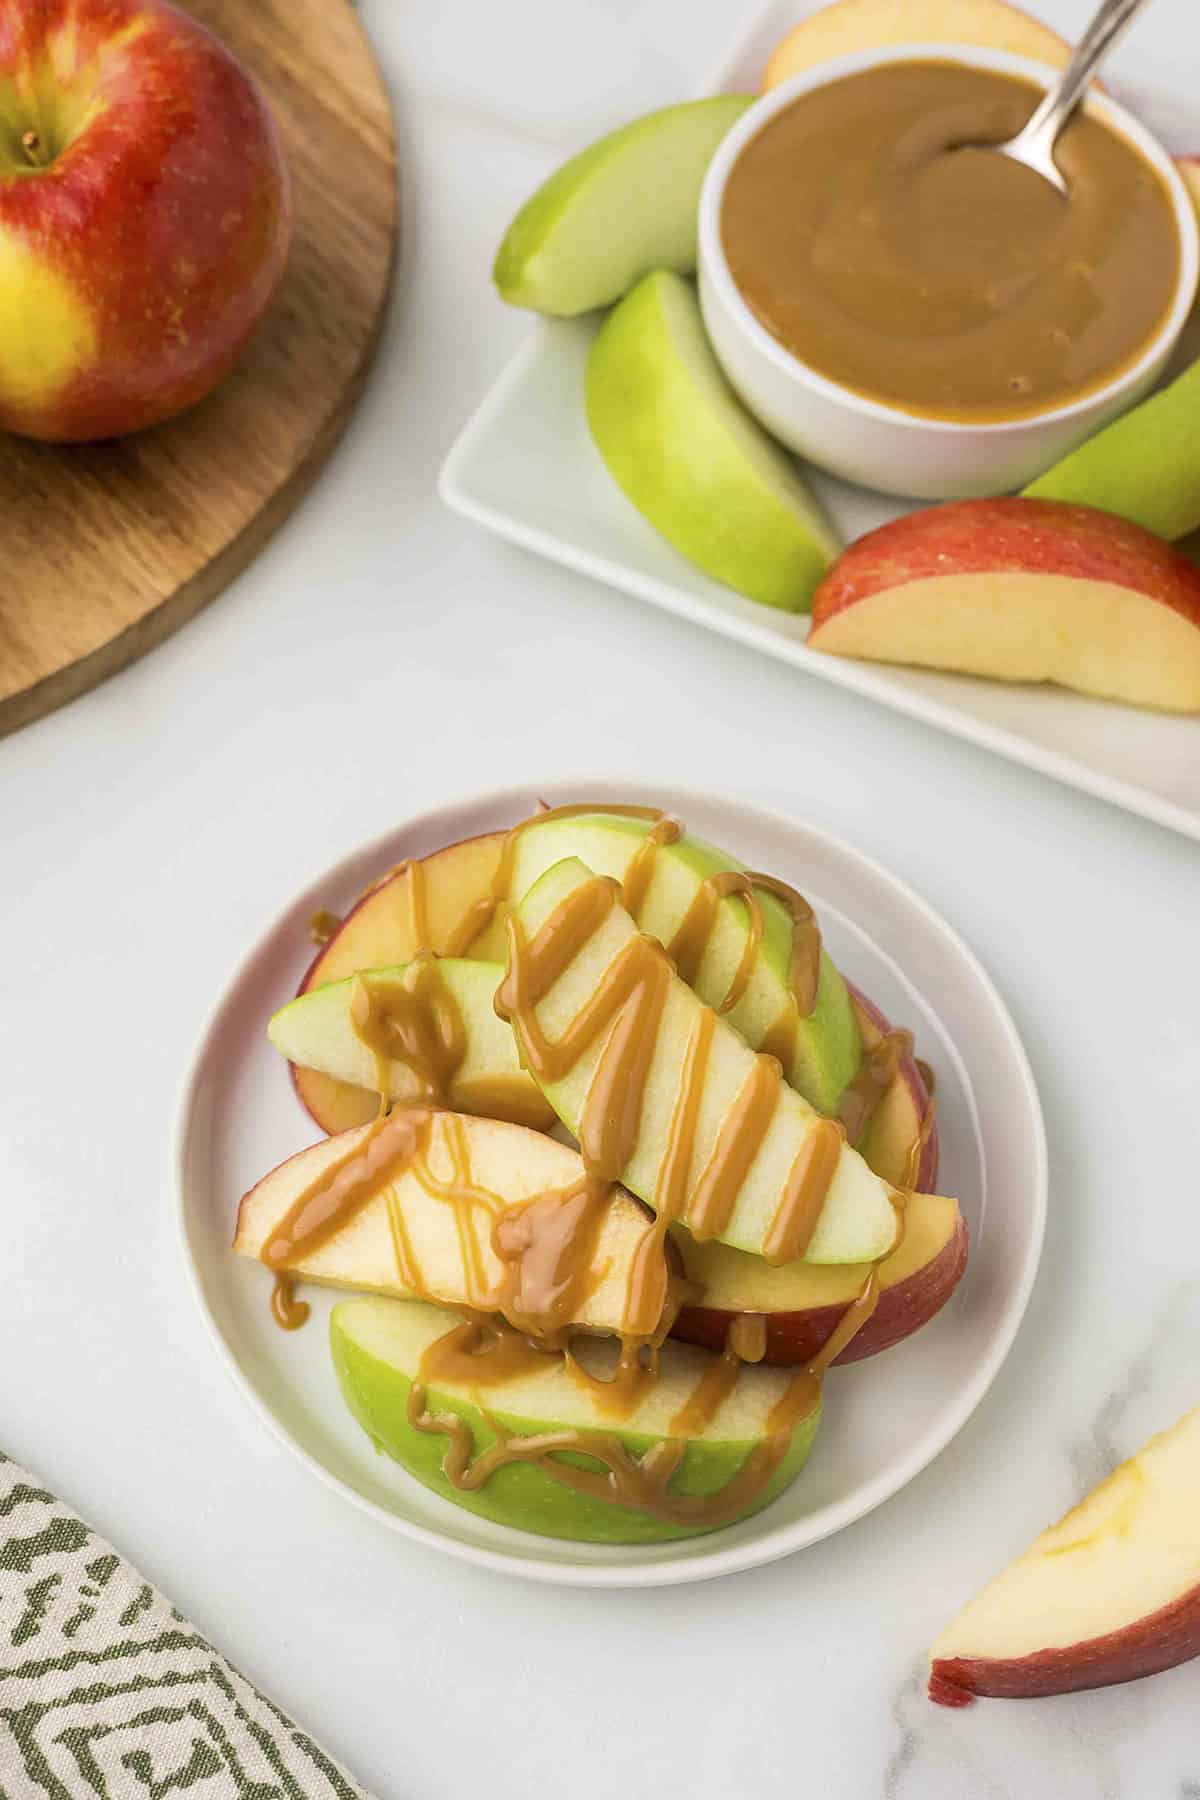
left=405, top=1372, right=801, bottom=1529
left=349, top=955, right=467, bottom=1107
left=270, top=1272, right=310, bottom=1331
left=309, top=908, right=342, bottom=947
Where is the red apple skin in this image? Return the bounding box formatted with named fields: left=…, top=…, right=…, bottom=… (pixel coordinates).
left=0, top=0, right=290, bottom=441
left=929, top=1581, right=1200, bottom=1704
left=673, top=1211, right=968, bottom=1366
left=811, top=499, right=1200, bottom=637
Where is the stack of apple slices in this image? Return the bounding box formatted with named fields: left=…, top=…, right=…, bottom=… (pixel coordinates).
left=235, top=807, right=968, bottom=1543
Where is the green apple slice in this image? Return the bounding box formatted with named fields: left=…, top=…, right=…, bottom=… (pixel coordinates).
left=510, top=858, right=898, bottom=1265
left=234, top=1114, right=660, bottom=1338
left=332, top=1297, right=820, bottom=1543
left=268, top=959, right=552, bottom=1130
left=494, top=97, right=752, bottom=316
left=1023, top=356, right=1200, bottom=539
left=506, top=809, right=860, bottom=1115
left=586, top=271, right=841, bottom=610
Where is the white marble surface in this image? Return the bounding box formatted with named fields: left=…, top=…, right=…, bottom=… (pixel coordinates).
left=2, top=2, right=1198, bottom=1795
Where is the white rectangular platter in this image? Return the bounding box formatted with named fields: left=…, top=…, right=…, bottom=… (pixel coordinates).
left=441, top=1, right=1200, bottom=844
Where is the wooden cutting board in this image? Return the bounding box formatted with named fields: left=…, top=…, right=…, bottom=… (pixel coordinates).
left=0, top=0, right=397, bottom=740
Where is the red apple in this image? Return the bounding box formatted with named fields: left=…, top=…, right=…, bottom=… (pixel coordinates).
left=930, top=1406, right=1200, bottom=1703
left=762, top=0, right=1077, bottom=91
left=0, top=0, right=290, bottom=441
left=809, top=498, right=1200, bottom=713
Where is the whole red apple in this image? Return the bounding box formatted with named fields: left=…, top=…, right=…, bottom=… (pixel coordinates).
left=0, top=0, right=291, bottom=441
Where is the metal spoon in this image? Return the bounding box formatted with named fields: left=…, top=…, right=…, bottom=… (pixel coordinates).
left=985, top=0, right=1154, bottom=195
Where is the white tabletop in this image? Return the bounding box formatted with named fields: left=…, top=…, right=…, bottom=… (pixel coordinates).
left=3, top=3, right=1198, bottom=1795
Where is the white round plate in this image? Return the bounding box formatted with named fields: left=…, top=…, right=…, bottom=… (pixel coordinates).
left=175, top=780, right=1046, bottom=1587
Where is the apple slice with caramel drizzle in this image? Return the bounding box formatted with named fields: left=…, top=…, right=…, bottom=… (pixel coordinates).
left=234, top=1109, right=681, bottom=1341
left=331, top=1296, right=822, bottom=1543
left=500, top=857, right=901, bottom=1266
left=502, top=807, right=861, bottom=1115
left=268, top=957, right=553, bottom=1132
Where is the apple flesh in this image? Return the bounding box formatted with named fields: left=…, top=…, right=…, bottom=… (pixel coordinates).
left=1024, top=354, right=1200, bottom=545
left=586, top=270, right=842, bottom=612
left=809, top=498, right=1200, bottom=713
left=930, top=1406, right=1200, bottom=1702
left=292, top=831, right=510, bottom=1136
left=234, top=1113, right=662, bottom=1339
left=332, top=1296, right=821, bottom=1543
left=0, top=0, right=290, bottom=441
left=512, top=857, right=899, bottom=1266
left=506, top=809, right=861, bottom=1116
left=762, top=0, right=1074, bottom=90
left=269, top=959, right=553, bottom=1131
left=494, top=96, right=751, bottom=316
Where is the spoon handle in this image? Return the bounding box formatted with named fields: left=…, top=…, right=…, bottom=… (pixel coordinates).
left=1021, top=0, right=1153, bottom=147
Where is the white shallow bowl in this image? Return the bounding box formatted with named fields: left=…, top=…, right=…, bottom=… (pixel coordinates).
left=698, top=44, right=1200, bottom=499
left=175, top=780, right=1046, bottom=1588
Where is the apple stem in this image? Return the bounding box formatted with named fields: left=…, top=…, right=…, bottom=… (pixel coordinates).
left=21, top=129, right=47, bottom=167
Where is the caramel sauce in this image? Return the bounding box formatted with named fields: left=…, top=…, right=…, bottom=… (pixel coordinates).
left=349, top=955, right=467, bottom=1105
left=418, top=1315, right=559, bottom=1388
left=740, top=871, right=822, bottom=1019
left=621, top=813, right=682, bottom=917
left=260, top=1107, right=432, bottom=1272
left=903, top=1095, right=938, bottom=1192
left=688, top=1054, right=782, bottom=1242
left=270, top=1271, right=310, bottom=1331
left=308, top=909, right=342, bottom=947
left=761, top=1116, right=846, bottom=1265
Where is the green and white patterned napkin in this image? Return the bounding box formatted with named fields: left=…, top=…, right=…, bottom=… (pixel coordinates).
left=0, top=1452, right=376, bottom=1799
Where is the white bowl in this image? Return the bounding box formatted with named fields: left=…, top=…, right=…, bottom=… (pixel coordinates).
left=698, top=44, right=1200, bottom=500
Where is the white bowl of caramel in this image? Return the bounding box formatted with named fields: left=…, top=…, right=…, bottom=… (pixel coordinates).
left=698, top=45, right=1199, bottom=501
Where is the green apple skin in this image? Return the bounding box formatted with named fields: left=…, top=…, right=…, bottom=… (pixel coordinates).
left=510, top=858, right=898, bottom=1266
left=331, top=1299, right=820, bottom=1544
left=507, top=810, right=861, bottom=1116
left=494, top=97, right=752, bottom=317
left=1023, top=357, right=1200, bottom=540
left=267, top=959, right=538, bottom=1109
left=586, top=271, right=841, bottom=611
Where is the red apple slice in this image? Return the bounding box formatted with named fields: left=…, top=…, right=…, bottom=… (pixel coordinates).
left=809, top=499, right=1200, bottom=713
left=235, top=1112, right=664, bottom=1338
left=930, top=1406, right=1200, bottom=1703
left=671, top=1189, right=965, bottom=1366
left=292, top=831, right=514, bottom=1135
left=762, top=0, right=1075, bottom=91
